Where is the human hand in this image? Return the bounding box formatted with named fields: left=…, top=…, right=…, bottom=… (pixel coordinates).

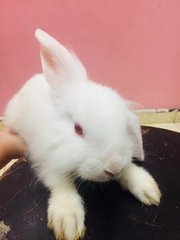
left=0, top=126, right=27, bottom=169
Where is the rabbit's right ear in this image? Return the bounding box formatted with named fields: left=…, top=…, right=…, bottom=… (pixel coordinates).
left=127, top=111, right=144, bottom=161
left=35, top=29, right=87, bottom=90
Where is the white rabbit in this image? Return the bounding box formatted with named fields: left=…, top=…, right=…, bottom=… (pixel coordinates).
left=4, top=29, right=161, bottom=240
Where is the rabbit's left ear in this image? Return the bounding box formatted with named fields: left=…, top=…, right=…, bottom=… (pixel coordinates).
left=127, top=111, right=144, bottom=161
left=35, top=29, right=87, bottom=91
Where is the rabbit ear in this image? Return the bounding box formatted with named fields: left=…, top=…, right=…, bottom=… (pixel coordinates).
left=127, top=111, right=144, bottom=161
left=35, top=29, right=87, bottom=89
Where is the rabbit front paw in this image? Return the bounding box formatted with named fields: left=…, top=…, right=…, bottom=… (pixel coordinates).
left=47, top=192, right=85, bottom=240
left=120, top=163, right=161, bottom=206
left=132, top=173, right=161, bottom=206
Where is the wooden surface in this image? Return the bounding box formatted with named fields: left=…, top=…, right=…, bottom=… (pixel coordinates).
left=0, top=127, right=180, bottom=240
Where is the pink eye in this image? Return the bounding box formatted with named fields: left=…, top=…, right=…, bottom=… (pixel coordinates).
left=74, top=123, right=83, bottom=136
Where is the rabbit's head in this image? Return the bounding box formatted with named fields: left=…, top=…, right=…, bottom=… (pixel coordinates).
left=35, top=29, right=144, bottom=182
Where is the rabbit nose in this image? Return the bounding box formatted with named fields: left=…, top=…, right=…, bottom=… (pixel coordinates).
left=104, top=156, right=124, bottom=178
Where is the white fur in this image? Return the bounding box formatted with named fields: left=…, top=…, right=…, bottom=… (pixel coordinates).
left=4, top=29, right=161, bottom=240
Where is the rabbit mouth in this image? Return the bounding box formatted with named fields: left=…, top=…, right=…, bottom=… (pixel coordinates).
left=104, top=170, right=121, bottom=180
left=81, top=172, right=120, bottom=183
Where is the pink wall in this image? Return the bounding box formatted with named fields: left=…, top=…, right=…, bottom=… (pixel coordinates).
left=1, top=0, right=180, bottom=115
